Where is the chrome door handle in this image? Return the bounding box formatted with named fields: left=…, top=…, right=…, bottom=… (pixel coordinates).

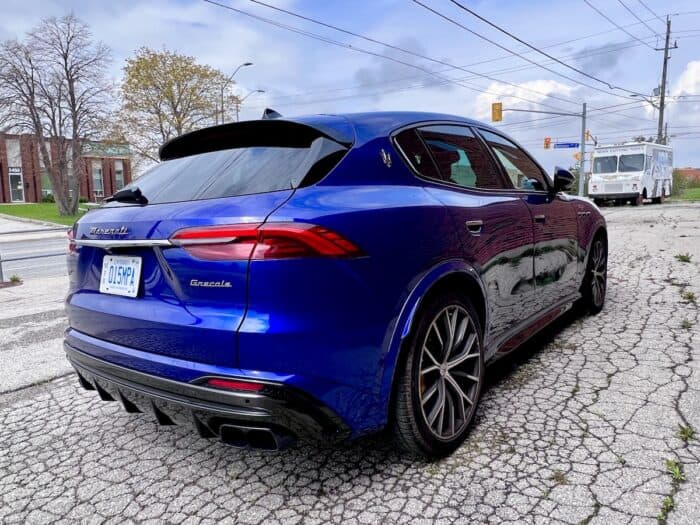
left=534, top=214, right=546, bottom=223
left=465, top=220, right=483, bottom=235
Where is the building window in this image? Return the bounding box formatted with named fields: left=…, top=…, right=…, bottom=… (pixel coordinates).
left=40, top=170, right=52, bottom=197
left=114, top=159, right=125, bottom=190
left=92, top=160, right=104, bottom=200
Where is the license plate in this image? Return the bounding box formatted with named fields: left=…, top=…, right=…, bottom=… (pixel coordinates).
left=100, top=255, right=142, bottom=298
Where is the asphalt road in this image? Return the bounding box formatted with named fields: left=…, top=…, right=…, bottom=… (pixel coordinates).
left=0, top=202, right=699, bottom=524
left=0, top=215, right=68, bottom=281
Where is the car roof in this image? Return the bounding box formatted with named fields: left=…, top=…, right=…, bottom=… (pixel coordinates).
left=289, top=111, right=501, bottom=144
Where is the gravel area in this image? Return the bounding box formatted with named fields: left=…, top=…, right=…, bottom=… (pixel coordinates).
left=0, top=202, right=698, bottom=524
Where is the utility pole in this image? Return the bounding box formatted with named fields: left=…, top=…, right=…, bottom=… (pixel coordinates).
left=579, top=102, right=586, bottom=196
left=656, top=16, right=677, bottom=144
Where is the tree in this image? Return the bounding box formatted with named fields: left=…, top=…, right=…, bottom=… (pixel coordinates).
left=118, top=48, right=229, bottom=167
left=0, top=14, right=112, bottom=215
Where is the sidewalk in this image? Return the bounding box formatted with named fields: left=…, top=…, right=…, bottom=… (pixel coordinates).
left=0, top=274, right=71, bottom=393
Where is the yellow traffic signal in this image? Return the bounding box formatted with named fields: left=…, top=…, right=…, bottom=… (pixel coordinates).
left=585, top=129, right=591, bottom=142
left=491, top=102, right=503, bottom=122
left=544, top=136, right=551, bottom=149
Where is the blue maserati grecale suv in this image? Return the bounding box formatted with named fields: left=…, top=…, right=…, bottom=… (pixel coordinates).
left=65, top=112, right=607, bottom=458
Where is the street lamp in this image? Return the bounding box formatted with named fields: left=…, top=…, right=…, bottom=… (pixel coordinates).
left=219, top=61, right=253, bottom=124
left=235, top=89, right=265, bottom=122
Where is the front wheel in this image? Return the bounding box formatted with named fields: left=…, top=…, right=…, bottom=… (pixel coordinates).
left=579, top=236, right=607, bottom=314
left=393, top=292, right=484, bottom=458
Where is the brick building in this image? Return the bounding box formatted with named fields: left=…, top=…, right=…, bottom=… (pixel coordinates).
left=0, top=133, right=132, bottom=204
left=676, top=167, right=700, bottom=183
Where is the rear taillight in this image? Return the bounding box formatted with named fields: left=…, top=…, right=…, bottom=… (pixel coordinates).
left=206, top=378, right=264, bottom=392
left=67, top=228, right=77, bottom=254
left=170, top=223, right=363, bottom=261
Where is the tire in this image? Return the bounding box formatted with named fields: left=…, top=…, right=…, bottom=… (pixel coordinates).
left=631, top=194, right=641, bottom=206
left=393, top=291, right=484, bottom=458
left=579, top=235, right=607, bottom=314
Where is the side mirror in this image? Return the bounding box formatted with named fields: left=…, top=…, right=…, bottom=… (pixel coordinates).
left=552, top=167, right=575, bottom=193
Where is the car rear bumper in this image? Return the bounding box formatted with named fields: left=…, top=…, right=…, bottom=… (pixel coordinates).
left=65, top=342, right=351, bottom=449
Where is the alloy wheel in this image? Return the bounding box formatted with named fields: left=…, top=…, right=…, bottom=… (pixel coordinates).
left=418, top=305, right=481, bottom=440
left=590, top=239, right=607, bottom=308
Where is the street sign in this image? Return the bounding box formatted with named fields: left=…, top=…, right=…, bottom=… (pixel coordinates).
left=553, top=142, right=580, bottom=149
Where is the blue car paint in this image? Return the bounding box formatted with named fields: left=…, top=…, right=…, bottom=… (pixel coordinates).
left=66, top=111, right=602, bottom=439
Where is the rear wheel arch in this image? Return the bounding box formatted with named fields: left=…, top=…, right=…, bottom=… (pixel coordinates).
left=385, top=269, right=487, bottom=427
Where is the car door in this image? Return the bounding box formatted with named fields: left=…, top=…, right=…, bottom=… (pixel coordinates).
left=478, top=130, right=579, bottom=314
left=393, top=124, right=535, bottom=354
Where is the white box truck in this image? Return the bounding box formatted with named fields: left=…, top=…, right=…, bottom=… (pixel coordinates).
left=588, top=142, right=673, bottom=205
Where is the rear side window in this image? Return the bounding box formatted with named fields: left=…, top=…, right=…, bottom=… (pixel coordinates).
left=479, top=130, right=550, bottom=191
left=123, top=136, right=347, bottom=204
left=393, top=128, right=441, bottom=180
left=417, top=125, right=506, bottom=189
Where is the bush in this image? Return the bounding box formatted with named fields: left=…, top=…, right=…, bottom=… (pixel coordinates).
left=41, top=193, right=55, bottom=203
left=672, top=170, right=689, bottom=196
left=79, top=196, right=89, bottom=203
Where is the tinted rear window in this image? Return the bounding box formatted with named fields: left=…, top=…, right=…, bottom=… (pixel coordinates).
left=123, top=137, right=347, bottom=204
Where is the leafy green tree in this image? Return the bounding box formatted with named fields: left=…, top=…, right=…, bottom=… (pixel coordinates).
left=119, top=48, right=229, bottom=166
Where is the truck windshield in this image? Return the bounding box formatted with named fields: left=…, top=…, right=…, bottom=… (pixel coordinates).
left=618, top=154, right=645, bottom=172
left=593, top=156, right=617, bottom=174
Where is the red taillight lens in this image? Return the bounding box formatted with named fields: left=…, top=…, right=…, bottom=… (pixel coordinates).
left=170, top=223, right=363, bottom=261
left=206, top=378, right=264, bottom=392
left=67, top=228, right=77, bottom=254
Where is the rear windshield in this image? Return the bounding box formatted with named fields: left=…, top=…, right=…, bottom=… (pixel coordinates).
left=123, top=136, right=347, bottom=204
left=618, top=153, right=645, bottom=172
left=593, top=156, right=617, bottom=174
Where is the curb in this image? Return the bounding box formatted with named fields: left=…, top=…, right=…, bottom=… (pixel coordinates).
left=0, top=212, right=68, bottom=229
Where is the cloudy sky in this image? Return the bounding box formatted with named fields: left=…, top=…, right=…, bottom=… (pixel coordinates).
left=2, top=0, right=700, bottom=169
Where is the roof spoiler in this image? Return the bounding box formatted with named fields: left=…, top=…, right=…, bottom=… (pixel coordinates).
left=262, top=108, right=283, bottom=120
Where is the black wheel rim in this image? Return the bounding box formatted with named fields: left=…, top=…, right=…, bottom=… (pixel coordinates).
left=590, top=239, right=607, bottom=308
left=418, top=305, right=481, bottom=440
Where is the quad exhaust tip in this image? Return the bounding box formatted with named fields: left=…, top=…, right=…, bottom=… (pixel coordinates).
left=219, top=424, right=296, bottom=451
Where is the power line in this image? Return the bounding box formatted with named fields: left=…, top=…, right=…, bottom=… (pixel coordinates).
left=257, top=34, right=659, bottom=110
left=583, top=0, right=656, bottom=50
left=412, top=0, right=640, bottom=101
left=637, top=0, right=665, bottom=23
left=444, top=0, right=649, bottom=96
left=617, top=0, right=662, bottom=38
left=204, top=0, right=580, bottom=112
left=241, top=0, right=583, bottom=108
left=203, top=0, right=574, bottom=111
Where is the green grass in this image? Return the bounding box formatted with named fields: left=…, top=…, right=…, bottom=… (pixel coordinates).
left=678, top=424, right=695, bottom=443
left=0, top=203, right=82, bottom=226
left=675, top=253, right=692, bottom=263
left=682, top=291, right=697, bottom=304
left=658, top=495, right=674, bottom=523
left=679, top=187, right=700, bottom=201
left=665, top=459, right=685, bottom=482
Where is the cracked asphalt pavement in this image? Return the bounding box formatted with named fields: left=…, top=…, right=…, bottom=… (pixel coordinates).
left=1, top=203, right=699, bottom=524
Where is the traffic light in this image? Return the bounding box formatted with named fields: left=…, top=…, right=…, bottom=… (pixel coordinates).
left=574, top=152, right=582, bottom=161
left=491, top=102, right=503, bottom=122
left=544, top=136, right=551, bottom=149
left=585, top=129, right=591, bottom=142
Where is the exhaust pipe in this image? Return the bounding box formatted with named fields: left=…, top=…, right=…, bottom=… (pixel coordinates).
left=219, top=424, right=296, bottom=451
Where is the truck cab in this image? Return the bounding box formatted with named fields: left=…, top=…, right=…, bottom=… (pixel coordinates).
left=588, top=142, right=673, bottom=205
